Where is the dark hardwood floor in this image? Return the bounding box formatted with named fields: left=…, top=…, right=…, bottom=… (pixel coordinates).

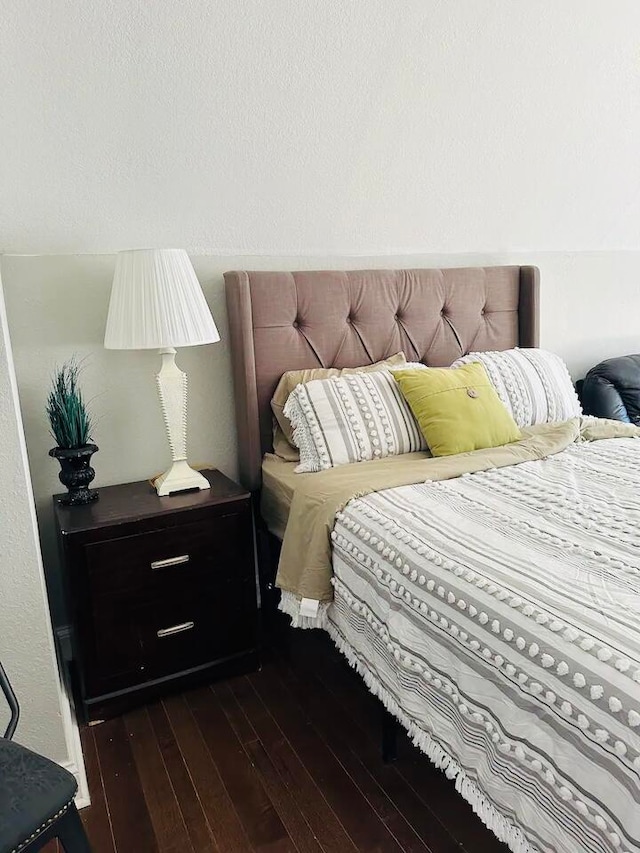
left=68, top=630, right=507, bottom=853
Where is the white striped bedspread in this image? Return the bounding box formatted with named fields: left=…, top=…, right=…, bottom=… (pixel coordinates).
left=327, top=436, right=640, bottom=853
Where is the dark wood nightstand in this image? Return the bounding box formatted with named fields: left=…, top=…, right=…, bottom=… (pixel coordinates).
left=53, top=469, right=260, bottom=722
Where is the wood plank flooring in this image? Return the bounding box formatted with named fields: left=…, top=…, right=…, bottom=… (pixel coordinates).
left=76, top=630, right=508, bottom=853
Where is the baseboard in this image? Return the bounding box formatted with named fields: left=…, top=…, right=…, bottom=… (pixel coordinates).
left=56, top=636, right=90, bottom=810
left=60, top=757, right=91, bottom=810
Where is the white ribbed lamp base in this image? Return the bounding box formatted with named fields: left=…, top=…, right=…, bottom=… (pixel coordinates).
left=154, top=459, right=210, bottom=496
left=153, top=347, right=210, bottom=497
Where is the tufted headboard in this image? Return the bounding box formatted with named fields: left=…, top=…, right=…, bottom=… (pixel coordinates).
left=224, top=266, right=539, bottom=490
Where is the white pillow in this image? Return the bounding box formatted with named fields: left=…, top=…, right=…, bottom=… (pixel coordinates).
left=451, top=348, right=582, bottom=428
left=283, top=370, right=427, bottom=472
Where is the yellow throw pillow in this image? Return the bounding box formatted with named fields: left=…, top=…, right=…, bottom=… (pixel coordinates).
left=393, top=363, right=521, bottom=457
left=271, top=352, right=407, bottom=457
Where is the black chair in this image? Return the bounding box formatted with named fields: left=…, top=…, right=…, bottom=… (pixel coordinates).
left=0, top=660, right=92, bottom=853
left=579, top=354, right=640, bottom=424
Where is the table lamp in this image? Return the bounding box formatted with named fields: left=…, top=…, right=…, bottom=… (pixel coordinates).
left=104, top=248, right=220, bottom=496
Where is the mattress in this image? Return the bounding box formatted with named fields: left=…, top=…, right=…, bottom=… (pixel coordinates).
left=261, top=453, right=299, bottom=539
left=326, top=436, right=640, bottom=853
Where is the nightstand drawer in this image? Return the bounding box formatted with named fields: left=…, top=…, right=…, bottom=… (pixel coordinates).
left=139, top=588, right=256, bottom=680
left=85, top=574, right=257, bottom=695
left=85, top=510, right=252, bottom=599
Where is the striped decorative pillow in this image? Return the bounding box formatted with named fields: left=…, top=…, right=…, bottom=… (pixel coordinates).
left=451, top=348, right=582, bottom=428
left=283, top=370, right=427, bottom=472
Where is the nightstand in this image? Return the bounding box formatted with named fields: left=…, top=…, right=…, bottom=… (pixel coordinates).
left=53, top=469, right=259, bottom=722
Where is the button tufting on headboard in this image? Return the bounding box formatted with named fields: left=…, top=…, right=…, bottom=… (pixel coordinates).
left=225, top=266, right=540, bottom=490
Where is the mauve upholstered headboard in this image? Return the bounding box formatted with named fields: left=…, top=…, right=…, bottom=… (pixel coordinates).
left=224, top=266, right=539, bottom=490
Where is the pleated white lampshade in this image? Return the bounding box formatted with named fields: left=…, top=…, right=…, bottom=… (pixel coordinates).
left=104, top=249, right=220, bottom=349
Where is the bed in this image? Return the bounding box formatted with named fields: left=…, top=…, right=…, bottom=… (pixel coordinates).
left=225, top=267, right=640, bottom=853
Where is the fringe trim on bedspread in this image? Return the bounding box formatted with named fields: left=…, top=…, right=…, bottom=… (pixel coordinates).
left=323, top=617, right=537, bottom=853
left=278, top=590, right=329, bottom=629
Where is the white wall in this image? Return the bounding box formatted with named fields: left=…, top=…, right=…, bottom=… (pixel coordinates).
left=1, top=0, right=640, bottom=764
left=0, top=272, right=72, bottom=763
left=2, top=1, right=640, bottom=256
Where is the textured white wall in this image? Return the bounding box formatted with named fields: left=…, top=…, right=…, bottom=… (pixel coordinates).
left=0, top=274, right=69, bottom=763
left=1, top=0, right=640, bottom=255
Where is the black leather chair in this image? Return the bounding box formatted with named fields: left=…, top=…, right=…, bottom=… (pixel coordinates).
left=579, top=354, right=640, bottom=424
left=0, top=660, right=92, bottom=853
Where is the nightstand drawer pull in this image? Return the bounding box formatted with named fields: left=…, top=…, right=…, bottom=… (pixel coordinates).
left=151, top=554, right=190, bottom=570
left=157, top=621, right=195, bottom=638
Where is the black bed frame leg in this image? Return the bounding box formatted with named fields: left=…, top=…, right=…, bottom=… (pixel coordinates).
left=381, top=707, right=399, bottom=763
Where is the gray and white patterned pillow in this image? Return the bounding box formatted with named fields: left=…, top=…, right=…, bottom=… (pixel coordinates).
left=451, top=348, right=582, bottom=428
left=283, top=369, right=427, bottom=472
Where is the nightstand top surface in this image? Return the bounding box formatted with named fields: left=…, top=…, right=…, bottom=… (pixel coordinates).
left=53, top=469, right=249, bottom=534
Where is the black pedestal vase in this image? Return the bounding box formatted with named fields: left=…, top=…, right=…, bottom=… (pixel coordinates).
left=50, top=444, right=99, bottom=505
